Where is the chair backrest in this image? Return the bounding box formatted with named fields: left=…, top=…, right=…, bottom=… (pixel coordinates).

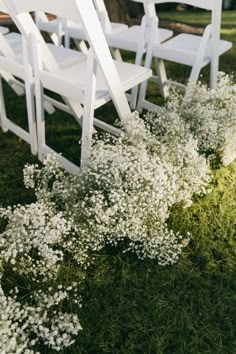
left=4, top=8, right=59, bottom=72
left=34, top=1, right=113, bottom=34
left=131, top=0, right=222, bottom=58
left=129, top=0, right=222, bottom=24
left=0, top=0, right=19, bottom=59
left=4, top=0, right=131, bottom=118
left=142, top=0, right=222, bottom=31
left=153, top=0, right=223, bottom=88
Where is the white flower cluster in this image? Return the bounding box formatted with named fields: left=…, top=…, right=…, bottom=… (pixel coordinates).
left=167, top=73, right=236, bottom=166
left=81, top=112, right=209, bottom=262
left=0, top=109, right=211, bottom=351
left=23, top=112, right=209, bottom=265
left=0, top=201, right=74, bottom=281
left=144, top=109, right=210, bottom=204
left=0, top=278, right=82, bottom=353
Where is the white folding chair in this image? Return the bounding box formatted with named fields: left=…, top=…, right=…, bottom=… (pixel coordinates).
left=5, top=0, right=152, bottom=173
left=64, top=0, right=173, bottom=109
left=137, top=0, right=232, bottom=110
left=0, top=2, right=93, bottom=153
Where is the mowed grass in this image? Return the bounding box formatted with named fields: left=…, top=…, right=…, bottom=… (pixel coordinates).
left=1, top=10, right=236, bottom=354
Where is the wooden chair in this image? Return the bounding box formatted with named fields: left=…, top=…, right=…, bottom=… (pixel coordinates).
left=5, top=0, right=152, bottom=173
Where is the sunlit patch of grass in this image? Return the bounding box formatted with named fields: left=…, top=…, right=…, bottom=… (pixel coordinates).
left=221, top=28, right=236, bottom=35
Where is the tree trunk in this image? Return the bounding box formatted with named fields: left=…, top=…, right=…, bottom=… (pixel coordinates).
left=104, top=0, right=130, bottom=23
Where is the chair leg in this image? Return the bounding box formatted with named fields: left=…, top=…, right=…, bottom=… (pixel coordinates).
left=190, top=24, right=212, bottom=87
left=50, top=32, right=61, bottom=47
left=189, top=55, right=204, bottom=84
left=24, top=74, right=38, bottom=155
left=80, top=104, right=95, bottom=171
left=35, top=79, right=46, bottom=161
left=210, top=55, right=219, bottom=90
left=23, top=38, right=38, bottom=155
left=137, top=38, right=153, bottom=111
left=43, top=100, right=56, bottom=115
left=0, top=71, right=25, bottom=96
left=56, top=34, right=61, bottom=47
left=137, top=75, right=148, bottom=112
left=189, top=65, right=201, bottom=84
left=65, top=31, right=70, bottom=48
left=111, top=48, right=123, bottom=61
left=0, top=77, right=7, bottom=132
left=78, top=41, right=89, bottom=54
left=155, top=58, right=169, bottom=98
left=73, top=39, right=88, bottom=54
left=80, top=51, right=97, bottom=171
left=130, top=51, right=144, bottom=110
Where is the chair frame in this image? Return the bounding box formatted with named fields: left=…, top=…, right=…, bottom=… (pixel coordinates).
left=0, top=2, right=37, bottom=154
left=0, top=16, right=78, bottom=145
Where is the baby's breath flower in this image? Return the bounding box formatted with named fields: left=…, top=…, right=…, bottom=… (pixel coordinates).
left=167, top=73, right=236, bottom=166
left=0, top=105, right=212, bottom=352
left=0, top=278, right=82, bottom=353
left=21, top=111, right=209, bottom=265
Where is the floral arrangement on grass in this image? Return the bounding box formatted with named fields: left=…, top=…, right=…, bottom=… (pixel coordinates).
left=0, top=100, right=214, bottom=352
left=23, top=112, right=209, bottom=264
left=166, top=73, right=236, bottom=166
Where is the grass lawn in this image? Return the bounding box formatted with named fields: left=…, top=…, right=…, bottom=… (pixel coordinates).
left=1, top=10, right=236, bottom=354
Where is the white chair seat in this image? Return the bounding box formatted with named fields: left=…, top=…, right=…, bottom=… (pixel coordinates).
left=47, top=43, right=85, bottom=68
left=154, top=33, right=232, bottom=66
left=4, top=32, right=22, bottom=53
left=107, top=25, right=173, bottom=52
left=3, top=34, right=86, bottom=70
left=66, top=20, right=128, bottom=41
left=0, top=26, right=9, bottom=35
left=0, top=43, right=84, bottom=84
left=39, top=56, right=152, bottom=105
